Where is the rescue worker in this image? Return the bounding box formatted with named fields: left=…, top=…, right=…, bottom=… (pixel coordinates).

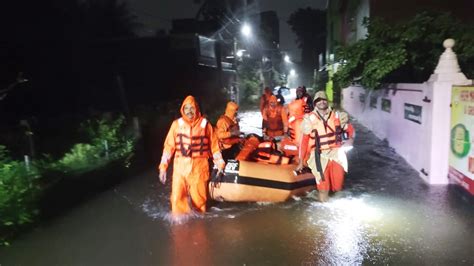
left=279, top=99, right=305, bottom=160
left=158, top=95, right=225, bottom=216
left=259, top=87, right=273, bottom=115
left=262, top=95, right=288, bottom=138
left=216, top=101, right=242, bottom=160
left=296, top=86, right=314, bottom=113
left=296, top=91, right=354, bottom=202
left=287, top=99, right=305, bottom=143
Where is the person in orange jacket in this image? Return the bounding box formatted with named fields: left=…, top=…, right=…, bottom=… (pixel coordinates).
left=216, top=101, right=242, bottom=160
left=279, top=98, right=305, bottom=159
left=287, top=98, right=305, bottom=143
left=296, top=86, right=314, bottom=113
left=259, top=87, right=273, bottom=115
left=158, top=95, right=225, bottom=216
left=262, top=95, right=288, bottom=138
left=296, top=91, right=355, bottom=202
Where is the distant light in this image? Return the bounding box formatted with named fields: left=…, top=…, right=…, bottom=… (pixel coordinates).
left=290, top=69, right=296, bottom=76
left=241, top=23, right=252, bottom=37
left=236, top=50, right=244, bottom=57
left=284, top=55, right=290, bottom=63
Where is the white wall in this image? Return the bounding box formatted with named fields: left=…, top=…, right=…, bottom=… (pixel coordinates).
left=341, top=39, right=472, bottom=186
left=341, top=83, right=433, bottom=182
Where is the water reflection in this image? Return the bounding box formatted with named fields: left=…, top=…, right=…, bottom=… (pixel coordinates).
left=169, top=220, right=211, bottom=266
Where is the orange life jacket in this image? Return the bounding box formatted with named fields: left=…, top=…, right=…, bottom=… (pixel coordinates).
left=253, top=140, right=291, bottom=165
left=288, top=115, right=304, bottom=142
left=175, top=117, right=211, bottom=158
left=235, top=135, right=260, bottom=161
left=255, top=152, right=291, bottom=165
left=287, top=99, right=304, bottom=142
left=264, top=105, right=285, bottom=132
left=216, top=115, right=240, bottom=149
left=308, top=111, right=342, bottom=151
left=279, top=137, right=299, bottom=157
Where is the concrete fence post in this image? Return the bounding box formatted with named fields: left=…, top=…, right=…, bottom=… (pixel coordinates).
left=425, top=39, right=472, bottom=184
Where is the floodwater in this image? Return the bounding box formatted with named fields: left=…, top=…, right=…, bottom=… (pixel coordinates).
left=1, top=110, right=473, bottom=265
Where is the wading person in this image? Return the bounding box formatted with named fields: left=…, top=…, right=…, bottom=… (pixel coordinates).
left=158, top=95, right=225, bottom=217
left=296, top=91, right=354, bottom=202
left=216, top=101, right=242, bottom=160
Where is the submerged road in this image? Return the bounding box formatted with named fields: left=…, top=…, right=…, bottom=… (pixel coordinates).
left=1, top=110, right=473, bottom=265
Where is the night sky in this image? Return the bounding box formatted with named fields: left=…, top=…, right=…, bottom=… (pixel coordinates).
left=126, top=0, right=327, bottom=61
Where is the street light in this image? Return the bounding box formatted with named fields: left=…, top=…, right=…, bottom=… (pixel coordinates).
left=236, top=49, right=245, bottom=57
left=284, top=55, right=290, bottom=63
left=290, top=69, right=296, bottom=76
left=241, top=23, right=252, bottom=38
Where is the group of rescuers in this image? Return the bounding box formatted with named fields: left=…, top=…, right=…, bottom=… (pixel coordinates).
left=158, top=86, right=355, bottom=217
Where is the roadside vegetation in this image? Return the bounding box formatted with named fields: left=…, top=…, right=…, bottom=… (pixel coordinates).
left=0, top=115, right=136, bottom=246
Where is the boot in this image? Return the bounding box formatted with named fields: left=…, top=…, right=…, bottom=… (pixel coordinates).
left=318, top=190, right=329, bottom=202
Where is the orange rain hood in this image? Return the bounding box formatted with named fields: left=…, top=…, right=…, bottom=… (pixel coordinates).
left=225, top=101, right=239, bottom=119
left=180, top=95, right=201, bottom=124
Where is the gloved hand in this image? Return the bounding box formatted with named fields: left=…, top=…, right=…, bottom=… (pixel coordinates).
left=159, top=169, right=167, bottom=184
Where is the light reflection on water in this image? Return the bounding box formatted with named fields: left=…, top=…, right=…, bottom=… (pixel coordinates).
left=135, top=187, right=473, bottom=265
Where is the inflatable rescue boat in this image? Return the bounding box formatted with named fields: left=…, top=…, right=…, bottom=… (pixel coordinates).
left=209, top=159, right=315, bottom=202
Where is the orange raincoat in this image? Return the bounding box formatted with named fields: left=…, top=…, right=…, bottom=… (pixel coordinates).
left=280, top=99, right=305, bottom=158
left=159, top=96, right=225, bottom=215
left=216, top=101, right=240, bottom=150
left=259, top=87, right=273, bottom=114
left=287, top=99, right=305, bottom=143
left=262, top=95, right=288, bottom=137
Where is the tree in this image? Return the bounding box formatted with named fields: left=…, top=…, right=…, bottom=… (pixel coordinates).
left=288, top=7, right=327, bottom=86
left=237, top=57, right=261, bottom=107
left=333, top=12, right=474, bottom=90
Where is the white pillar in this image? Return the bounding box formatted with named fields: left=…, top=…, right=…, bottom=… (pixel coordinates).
left=425, top=39, right=472, bottom=184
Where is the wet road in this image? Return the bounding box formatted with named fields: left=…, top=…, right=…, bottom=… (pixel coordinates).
left=1, top=110, right=473, bottom=265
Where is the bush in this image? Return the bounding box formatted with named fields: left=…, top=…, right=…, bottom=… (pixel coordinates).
left=0, top=145, right=41, bottom=246
left=55, top=115, right=136, bottom=174
left=0, top=114, right=137, bottom=245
